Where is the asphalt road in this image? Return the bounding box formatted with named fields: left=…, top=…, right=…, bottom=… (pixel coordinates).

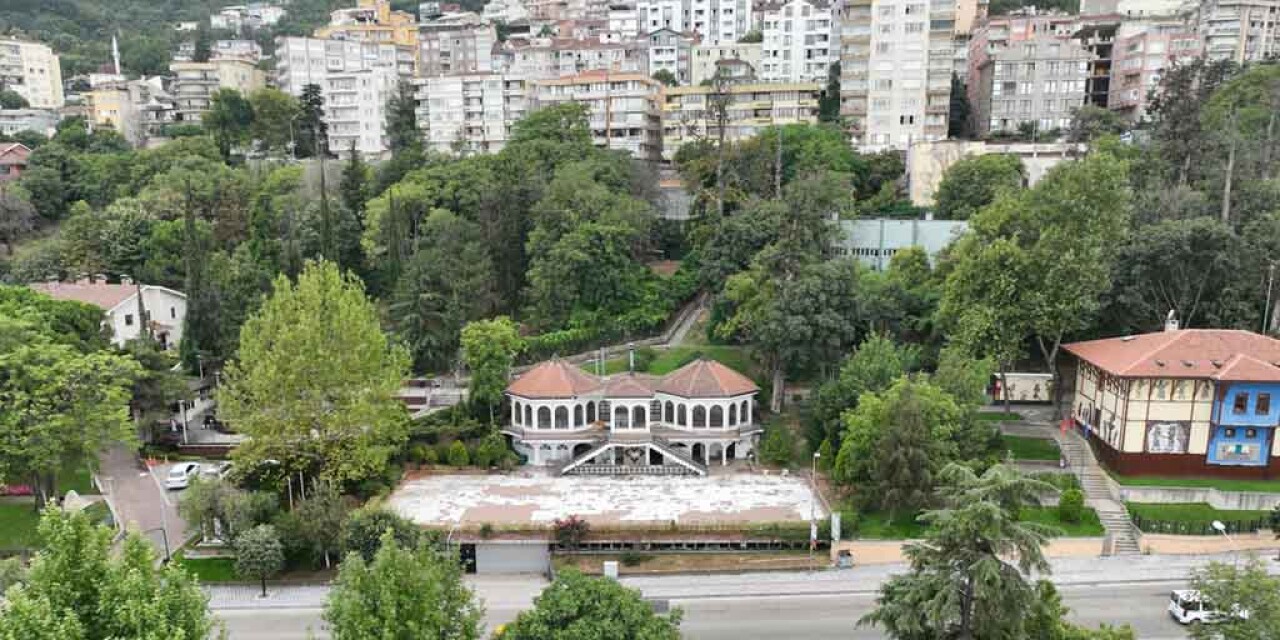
left=214, top=580, right=1190, bottom=639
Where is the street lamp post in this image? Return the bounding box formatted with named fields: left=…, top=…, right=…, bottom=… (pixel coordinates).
left=1211, top=520, right=1239, bottom=568
left=145, top=526, right=171, bottom=564
left=178, top=400, right=189, bottom=445
left=810, top=451, right=821, bottom=568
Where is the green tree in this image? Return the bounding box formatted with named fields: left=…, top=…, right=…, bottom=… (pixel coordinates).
left=248, top=88, right=301, bottom=157
left=0, top=88, right=28, bottom=109
left=0, top=188, right=36, bottom=255
left=326, top=533, right=482, bottom=640
left=0, top=321, right=140, bottom=508
left=818, top=62, right=841, bottom=123
left=651, top=69, right=678, bottom=87
left=1066, top=105, right=1126, bottom=143
left=807, top=334, right=919, bottom=448
left=446, top=440, right=470, bottom=467
left=931, top=345, right=995, bottom=411
left=500, top=569, right=682, bottom=640
left=391, top=210, right=497, bottom=372
left=0, top=508, right=216, bottom=640
left=192, top=22, right=211, bottom=62
left=341, top=507, right=423, bottom=563
left=932, top=154, right=1025, bottom=220
left=122, top=338, right=190, bottom=442
left=220, top=260, right=411, bottom=486
left=234, top=524, right=285, bottom=597
left=873, top=385, right=935, bottom=522
left=859, top=464, right=1056, bottom=639
left=758, top=422, right=794, bottom=466
left=1026, top=581, right=1136, bottom=640
left=1188, top=557, right=1280, bottom=640
left=204, top=89, right=254, bottom=161
left=280, top=483, right=349, bottom=568
left=295, top=84, right=327, bottom=158
left=339, top=142, right=369, bottom=217
left=834, top=378, right=968, bottom=489
left=386, top=80, right=422, bottom=156
left=460, top=317, right=523, bottom=422
left=511, top=103, right=592, bottom=147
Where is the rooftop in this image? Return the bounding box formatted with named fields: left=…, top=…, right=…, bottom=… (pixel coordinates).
left=507, top=357, right=758, bottom=399
left=1063, top=329, right=1280, bottom=381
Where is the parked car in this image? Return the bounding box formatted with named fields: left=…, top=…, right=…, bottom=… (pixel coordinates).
left=199, top=461, right=233, bottom=480
left=1168, top=589, right=1249, bottom=625
left=165, top=462, right=202, bottom=490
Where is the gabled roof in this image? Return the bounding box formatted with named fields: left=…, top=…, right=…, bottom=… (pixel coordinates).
left=27, top=282, right=186, bottom=313
left=0, top=142, right=30, bottom=162
left=656, top=357, right=758, bottom=398
left=506, top=359, right=602, bottom=399
left=1063, top=329, right=1280, bottom=381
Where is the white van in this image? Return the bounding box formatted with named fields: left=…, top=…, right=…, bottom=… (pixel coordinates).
left=1168, top=589, right=1248, bottom=625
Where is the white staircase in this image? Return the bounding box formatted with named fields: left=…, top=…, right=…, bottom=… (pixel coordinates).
left=1057, top=431, right=1142, bottom=555
left=558, top=437, right=707, bottom=476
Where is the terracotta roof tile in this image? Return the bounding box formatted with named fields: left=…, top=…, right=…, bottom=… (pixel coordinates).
left=506, top=359, right=602, bottom=399
left=602, top=373, right=658, bottom=397
left=656, top=358, right=758, bottom=397
left=29, top=282, right=136, bottom=311
left=1063, top=329, right=1280, bottom=381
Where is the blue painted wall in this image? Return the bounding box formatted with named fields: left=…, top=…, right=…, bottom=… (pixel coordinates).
left=1211, top=382, right=1280, bottom=427
left=1207, top=426, right=1272, bottom=466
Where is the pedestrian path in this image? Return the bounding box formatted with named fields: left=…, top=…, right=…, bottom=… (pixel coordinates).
left=1054, top=430, right=1143, bottom=555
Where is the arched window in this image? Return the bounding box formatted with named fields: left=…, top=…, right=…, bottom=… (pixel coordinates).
left=677, top=404, right=687, bottom=427
left=710, top=405, right=723, bottom=428
left=524, top=405, right=532, bottom=427
left=740, top=400, right=749, bottom=425
left=514, top=402, right=522, bottom=425
left=614, top=406, right=629, bottom=429
left=729, top=403, right=737, bottom=426
left=554, top=406, right=569, bottom=429
left=587, top=401, right=597, bottom=423
left=633, top=406, right=646, bottom=428
left=574, top=405, right=584, bottom=427
left=692, top=406, right=706, bottom=428
left=664, top=401, right=674, bottom=423
left=537, top=406, right=551, bottom=429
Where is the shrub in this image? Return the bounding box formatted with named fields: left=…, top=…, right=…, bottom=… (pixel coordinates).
left=619, top=550, right=651, bottom=567
left=553, top=515, right=589, bottom=549
left=410, top=443, right=436, bottom=465
left=479, top=523, right=494, bottom=539
left=473, top=432, right=512, bottom=469
left=1058, top=488, right=1085, bottom=524
left=759, top=423, right=794, bottom=467
left=633, top=347, right=657, bottom=371
left=447, top=440, right=471, bottom=467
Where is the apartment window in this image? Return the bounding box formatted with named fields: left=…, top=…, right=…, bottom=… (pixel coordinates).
left=878, top=4, right=893, bottom=16
left=124, top=314, right=134, bottom=326
left=1023, top=44, right=1037, bottom=56
left=905, top=22, right=924, bottom=33
left=1257, top=393, right=1271, bottom=414
left=170, top=307, right=176, bottom=319
left=876, top=41, right=892, bottom=53
left=899, top=114, right=915, bottom=124
left=1233, top=393, right=1248, bottom=414
left=880, top=23, right=893, bottom=33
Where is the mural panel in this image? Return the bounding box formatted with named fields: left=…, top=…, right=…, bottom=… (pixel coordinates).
left=1145, top=421, right=1190, bottom=454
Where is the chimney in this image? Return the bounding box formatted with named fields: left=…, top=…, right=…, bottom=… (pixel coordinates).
left=1165, top=310, right=1180, bottom=332
left=628, top=342, right=636, bottom=373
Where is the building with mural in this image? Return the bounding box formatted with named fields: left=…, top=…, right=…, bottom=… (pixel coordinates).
left=503, top=358, right=760, bottom=475
left=1063, top=327, right=1280, bottom=478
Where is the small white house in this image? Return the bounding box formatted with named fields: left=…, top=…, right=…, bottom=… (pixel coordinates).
left=30, top=278, right=187, bottom=350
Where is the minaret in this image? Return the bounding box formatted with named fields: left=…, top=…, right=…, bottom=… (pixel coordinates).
left=112, top=35, right=121, bottom=76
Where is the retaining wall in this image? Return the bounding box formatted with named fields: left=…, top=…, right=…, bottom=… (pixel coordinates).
left=1117, top=486, right=1280, bottom=511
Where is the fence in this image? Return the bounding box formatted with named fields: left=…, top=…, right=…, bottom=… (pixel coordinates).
left=1131, top=515, right=1270, bottom=536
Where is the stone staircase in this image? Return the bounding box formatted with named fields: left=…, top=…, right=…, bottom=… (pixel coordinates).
left=1056, top=431, right=1142, bottom=555
left=558, top=437, right=707, bottom=476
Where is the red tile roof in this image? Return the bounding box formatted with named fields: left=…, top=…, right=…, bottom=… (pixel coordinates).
left=602, top=373, right=659, bottom=398
left=29, top=282, right=137, bottom=311
left=656, top=358, right=758, bottom=398
left=1063, top=329, right=1280, bottom=381
left=505, top=359, right=602, bottom=399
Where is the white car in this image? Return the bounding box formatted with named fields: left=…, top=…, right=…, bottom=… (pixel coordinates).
left=200, top=461, right=232, bottom=480
left=1168, top=589, right=1249, bottom=625
left=164, top=462, right=202, bottom=490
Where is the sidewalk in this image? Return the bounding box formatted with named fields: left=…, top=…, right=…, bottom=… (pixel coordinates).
left=204, top=552, right=1279, bottom=609
left=97, top=444, right=187, bottom=558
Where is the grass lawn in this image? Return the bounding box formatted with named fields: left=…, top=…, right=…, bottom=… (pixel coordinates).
left=1001, top=435, right=1061, bottom=462
left=1125, top=502, right=1271, bottom=525
left=976, top=411, right=1024, bottom=422
left=0, top=503, right=42, bottom=551
left=850, top=506, right=1104, bottom=539
left=57, top=459, right=96, bottom=495
left=1019, top=506, right=1106, bottom=537
left=174, top=553, right=238, bottom=582
left=1111, top=474, right=1280, bottom=494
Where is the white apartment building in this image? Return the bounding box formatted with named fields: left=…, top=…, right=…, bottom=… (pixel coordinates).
left=528, top=70, right=663, bottom=161
left=609, top=3, right=643, bottom=37
left=175, top=39, right=264, bottom=63
left=0, top=39, right=64, bottom=109
left=840, top=0, right=959, bottom=151
left=760, top=0, right=836, bottom=84
left=689, top=41, right=762, bottom=83
left=419, top=12, right=498, bottom=76
left=210, top=3, right=288, bottom=32
left=482, top=0, right=532, bottom=23
left=275, top=37, right=415, bottom=155
left=0, top=109, right=60, bottom=137
left=1191, top=0, right=1280, bottom=63
left=495, top=37, right=649, bottom=79
left=636, top=0, right=754, bottom=44
left=413, top=73, right=528, bottom=154
left=647, top=28, right=696, bottom=83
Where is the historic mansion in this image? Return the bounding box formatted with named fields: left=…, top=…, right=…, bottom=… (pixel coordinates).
left=502, top=358, right=760, bottom=475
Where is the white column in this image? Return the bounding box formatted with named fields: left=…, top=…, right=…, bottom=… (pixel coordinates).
left=511, top=402, right=518, bottom=426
